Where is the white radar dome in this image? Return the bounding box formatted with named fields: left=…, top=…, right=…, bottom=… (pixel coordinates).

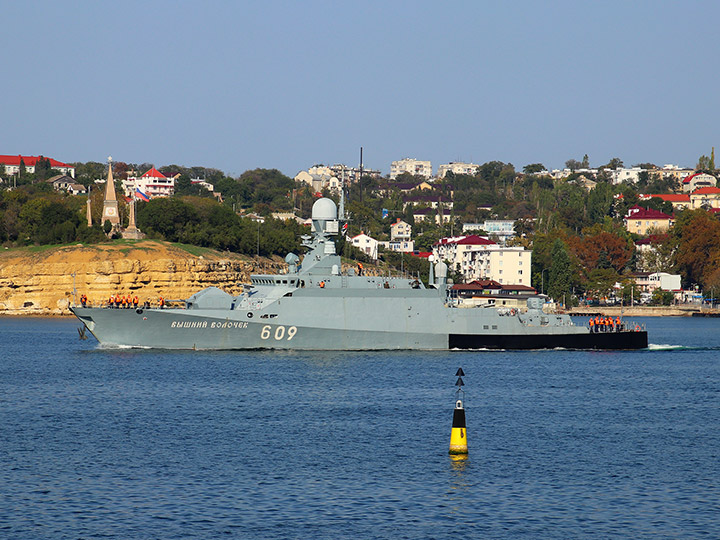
left=311, top=198, right=337, bottom=221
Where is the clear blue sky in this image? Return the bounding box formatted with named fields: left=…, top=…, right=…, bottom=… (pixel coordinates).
left=3, top=1, right=717, bottom=177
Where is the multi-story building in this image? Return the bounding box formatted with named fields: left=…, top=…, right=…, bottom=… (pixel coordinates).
left=294, top=165, right=341, bottom=192
left=0, top=154, right=75, bottom=178
left=624, top=205, right=674, bottom=235
left=660, top=165, right=694, bottom=183
left=390, top=158, right=432, bottom=180
left=433, top=235, right=531, bottom=285
left=437, top=162, right=478, bottom=178
left=390, top=219, right=412, bottom=242
left=690, top=186, right=720, bottom=209
left=379, top=218, right=415, bottom=253
left=609, top=167, right=643, bottom=184
left=682, top=172, right=716, bottom=193
left=123, top=167, right=175, bottom=198
left=328, top=164, right=381, bottom=184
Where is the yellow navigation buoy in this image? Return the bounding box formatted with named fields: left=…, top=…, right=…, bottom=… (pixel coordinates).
left=449, top=368, right=468, bottom=455
left=449, top=398, right=468, bottom=455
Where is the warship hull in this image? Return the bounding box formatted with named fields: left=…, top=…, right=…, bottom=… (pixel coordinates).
left=70, top=197, right=648, bottom=351
left=71, top=303, right=648, bottom=351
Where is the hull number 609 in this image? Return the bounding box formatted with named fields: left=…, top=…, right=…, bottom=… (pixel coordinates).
left=260, top=325, right=297, bottom=340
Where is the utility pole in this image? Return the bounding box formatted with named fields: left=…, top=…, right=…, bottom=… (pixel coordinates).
left=359, top=146, right=364, bottom=203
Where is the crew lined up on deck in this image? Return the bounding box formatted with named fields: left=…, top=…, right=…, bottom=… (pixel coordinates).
left=75, top=294, right=166, bottom=308
left=107, top=294, right=140, bottom=308
left=589, top=315, right=623, bottom=333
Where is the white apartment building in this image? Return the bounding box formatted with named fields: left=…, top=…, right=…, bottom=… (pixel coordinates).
left=390, top=158, right=432, bottom=180
left=433, top=235, right=531, bottom=285
left=464, top=246, right=531, bottom=285
left=437, top=162, right=478, bottom=178
left=123, top=167, right=175, bottom=198
left=609, top=167, right=643, bottom=184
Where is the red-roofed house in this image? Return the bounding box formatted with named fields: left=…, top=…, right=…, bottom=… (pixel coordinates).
left=451, top=280, right=538, bottom=308
left=641, top=193, right=690, bottom=211
left=122, top=167, right=175, bottom=198
left=0, top=154, right=75, bottom=178
left=433, top=235, right=531, bottom=285
left=690, top=186, right=720, bottom=209
left=682, top=172, right=716, bottom=193
left=624, top=205, right=674, bottom=235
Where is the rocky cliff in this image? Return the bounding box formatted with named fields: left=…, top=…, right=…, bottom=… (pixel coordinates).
left=0, top=241, right=285, bottom=315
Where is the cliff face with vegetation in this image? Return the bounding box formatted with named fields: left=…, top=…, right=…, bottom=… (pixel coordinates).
left=0, top=241, right=284, bottom=315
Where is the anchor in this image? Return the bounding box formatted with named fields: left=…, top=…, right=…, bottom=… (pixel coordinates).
left=77, top=326, right=88, bottom=340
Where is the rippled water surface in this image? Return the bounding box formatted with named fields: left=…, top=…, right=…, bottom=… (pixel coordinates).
left=1, top=316, right=719, bottom=539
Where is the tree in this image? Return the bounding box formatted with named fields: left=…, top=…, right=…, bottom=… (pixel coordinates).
left=565, top=159, right=581, bottom=171
left=673, top=209, right=720, bottom=286
left=696, top=154, right=711, bottom=171
left=586, top=182, right=614, bottom=224
left=523, top=163, right=546, bottom=174
left=548, top=239, right=574, bottom=305
left=603, top=157, right=624, bottom=170
left=581, top=154, right=590, bottom=168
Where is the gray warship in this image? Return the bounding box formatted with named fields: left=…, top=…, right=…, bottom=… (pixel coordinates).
left=71, top=198, right=648, bottom=350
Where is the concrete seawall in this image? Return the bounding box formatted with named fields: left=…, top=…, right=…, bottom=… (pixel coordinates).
left=566, top=306, right=715, bottom=317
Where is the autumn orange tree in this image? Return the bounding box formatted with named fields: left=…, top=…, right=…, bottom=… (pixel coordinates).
left=673, top=209, right=720, bottom=287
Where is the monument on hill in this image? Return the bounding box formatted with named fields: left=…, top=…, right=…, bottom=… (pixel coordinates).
left=121, top=197, right=145, bottom=239
left=101, top=156, right=120, bottom=232
left=96, top=155, right=145, bottom=239
left=86, top=185, right=92, bottom=227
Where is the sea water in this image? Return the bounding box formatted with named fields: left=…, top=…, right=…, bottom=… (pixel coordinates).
left=0, top=316, right=718, bottom=539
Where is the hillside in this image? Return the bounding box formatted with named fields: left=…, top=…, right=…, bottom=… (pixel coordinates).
left=0, top=240, right=285, bottom=315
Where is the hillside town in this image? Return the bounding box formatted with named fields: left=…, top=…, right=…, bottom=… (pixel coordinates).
left=2, top=151, right=719, bottom=311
